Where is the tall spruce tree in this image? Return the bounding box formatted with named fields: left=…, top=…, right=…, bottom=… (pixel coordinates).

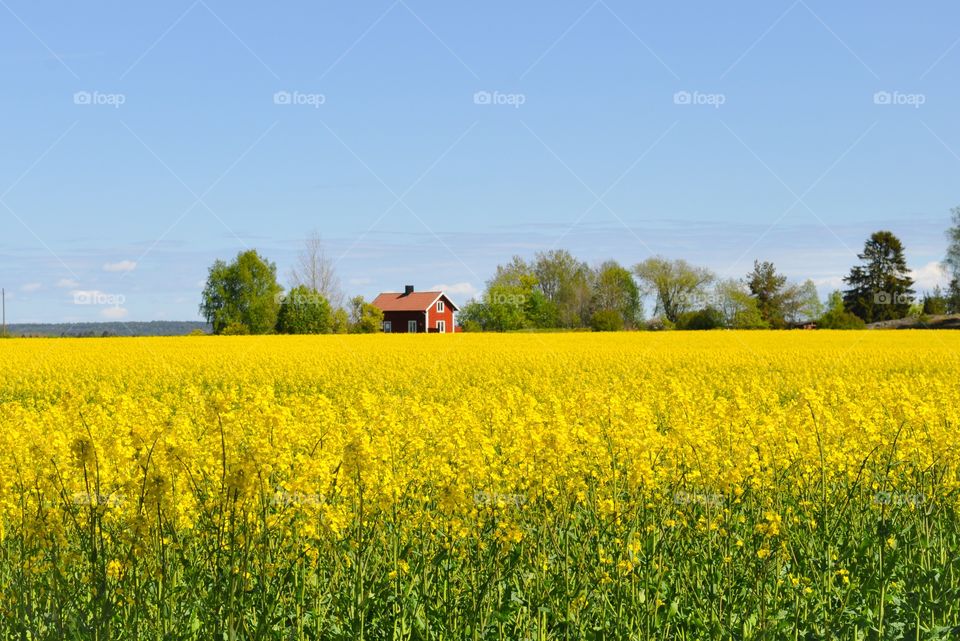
left=843, top=231, right=914, bottom=323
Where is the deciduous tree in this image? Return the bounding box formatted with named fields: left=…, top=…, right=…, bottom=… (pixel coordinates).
left=590, top=260, right=641, bottom=329
left=633, top=257, right=714, bottom=324
left=289, top=231, right=343, bottom=309
left=276, top=286, right=332, bottom=334
left=349, top=296, right=383, bottom=333
left=200, top=250, right=282, bottom=334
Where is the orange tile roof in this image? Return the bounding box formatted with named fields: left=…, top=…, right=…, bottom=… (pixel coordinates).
left=372, top=291, right=457, bottom=312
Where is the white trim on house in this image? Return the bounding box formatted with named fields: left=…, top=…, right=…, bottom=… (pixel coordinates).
left=437, top=320, right=446, bottom=333
left=423, top=292, right=458, bottom=313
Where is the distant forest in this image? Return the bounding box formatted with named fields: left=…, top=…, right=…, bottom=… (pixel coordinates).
left=4, top=321, right=210, bottom=338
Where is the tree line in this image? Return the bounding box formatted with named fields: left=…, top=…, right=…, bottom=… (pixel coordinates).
left=200, top=209, right=960, bottom=334
left=460, top=209, right=960, bottom=331
left=199, top=232, right=383, bottom=335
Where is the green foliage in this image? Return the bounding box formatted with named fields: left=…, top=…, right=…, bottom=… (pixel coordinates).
left=818, top=291, right=866, bottom=329
left=676, top=307, right=725, bottom=330
left=790, top=279, right=824, bottom=325
left=533, top=250, right=591, bottom=327
left=747, top=260, right=789, bottom=328
left=523, top=288, right=560, bottom=329
left=589, top=309, right=624, bottom=332
left=948, top=278, right=960, bottom=315
left=644, top=317, right=673, bottom=330
left=843, top=231, right=915, bottom=323
left=459, top=319, right=482, bottom=333
left=186, top=329, right=207, bottom=337
left=455, top=300, right=485, bottom=330
left=276, top=286, right=332, bottom=334
left=715, top=279, right=769, bottom=329
left=634, top=257, right=714, bottom=324
left=459, top=287, right=528, bottom=332
left=331, top=308, right=349, bottom=334
left=922, top=287, right=949, bottom=316
left=349, top=296, right=383, bottom=333
left=220, top=321, right=251, bottom=335
left=591, top=260, right=641, bottom=329
left=200, top=250, right=282, bottom=334
left=459, top=260, right=550, bottom=332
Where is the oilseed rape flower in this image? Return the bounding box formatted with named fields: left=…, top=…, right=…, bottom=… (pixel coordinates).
left=0, top=332, right=958, bottom=638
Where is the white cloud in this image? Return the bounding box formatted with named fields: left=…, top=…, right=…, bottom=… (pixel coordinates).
left=349, top=277, right=373, bottom=286
left=57, top=278, right=80, bottom=288
left=101, top=306, right=129, bottom=319
left=103, top=260, right=137, bottom=273
left=20, top=282, right=42, bottom=292
left=430, top=282, right=479, bottom=299
left=813, top=276, right=845, bottom=290
left=910, top=261, right=948, bottom=292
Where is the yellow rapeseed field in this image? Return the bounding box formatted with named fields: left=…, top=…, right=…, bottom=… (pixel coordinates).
left=0, top=332, right=958, bottom=639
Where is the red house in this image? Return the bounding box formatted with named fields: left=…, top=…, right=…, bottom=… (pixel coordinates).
left=372, top=286, right=458, bottom=333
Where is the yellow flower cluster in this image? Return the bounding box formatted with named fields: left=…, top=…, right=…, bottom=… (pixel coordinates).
left=1, top=332, right=958, bottom=537
left=0, top=331, right=958, bottom=636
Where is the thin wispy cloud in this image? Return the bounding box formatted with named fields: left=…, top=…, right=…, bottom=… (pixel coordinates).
left=103, top=260, right=137, bottom=273
left=430, top=282, right=479, bottom=298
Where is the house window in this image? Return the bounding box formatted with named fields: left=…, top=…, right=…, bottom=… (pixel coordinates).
left=383, top=321, right=392, bottom=333
left=407, top=320, right=417, bottom=333
left=436, top=300, right=444, bottom=312
left=437, top=320, right=446, bottom=333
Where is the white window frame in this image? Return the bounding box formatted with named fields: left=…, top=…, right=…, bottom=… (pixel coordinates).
left=383, top=320, right=392, bottom=333
left=437, top=320, right=446, bottom=333
left=437, top=300, right=444, bottom=312
left=407, top=319, right=418, bottom=333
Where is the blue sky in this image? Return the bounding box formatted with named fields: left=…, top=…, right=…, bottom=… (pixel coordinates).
left=2, top=1, right=958, bottom=323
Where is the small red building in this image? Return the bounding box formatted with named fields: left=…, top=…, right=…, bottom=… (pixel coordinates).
left=371, top=286, right=459, bottom=333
